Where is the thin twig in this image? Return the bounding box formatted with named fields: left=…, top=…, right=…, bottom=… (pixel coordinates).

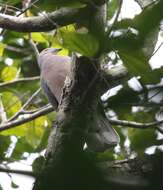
left=0, top=95, right=7, bottom=123
left=5, top=45, right=30, bottom=55
left=0, top=104, right=53, bottom=132
left=8, top=88, right=41, bottom=121
left=108, top=118, right=163, bottom=129
left=156, top=126, right=163, bottom=134
left=0, top=166, right=35, bottom=177
left=107, top=0, right=123, bottom=35
left=150, top=41, right=163, bottom=58
left=28, top=33, right=40, bottom=61
left=148, top=89, right=162, bottom=101
left=0, top=0, right=38, bottom=36
left=114, top=158, right=136, bottom=165
left=23, top=0, right=40, bottom=62
left=0, top=3, right=21, bottom=11
left=21, top=88, right=41, bottom=110
left=0, top=76, right=40, bottom=88
left=16, top=0, right=39, bottom=17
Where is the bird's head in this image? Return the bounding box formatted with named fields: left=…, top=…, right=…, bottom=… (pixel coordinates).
left=38, top=48, right=62, bottom=68
left=40, top=47, right=62, bottom=55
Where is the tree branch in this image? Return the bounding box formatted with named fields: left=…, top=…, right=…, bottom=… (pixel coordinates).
left=0, top=64, right=127, bottom=132
left=2, top=105, right=162, bottom=133
left=102, top=64, right=127, bottom=81
left=0, top=105, right=53, bottom=132
left=8, top=88, right=41, bottom=121
left=108, top=118, right=163, bottom=130
left=0, top=76, right=40, bottom=88
left=5, top=45, right=30, bottom=55
left=0, top=7, right=88, bottom=32
left=0, top=166, right=35, bottom=177
left=100, top=64, right=128, bottom=92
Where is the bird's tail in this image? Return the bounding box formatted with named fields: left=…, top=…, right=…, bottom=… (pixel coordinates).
left=86, top=104, right=120, bottom=152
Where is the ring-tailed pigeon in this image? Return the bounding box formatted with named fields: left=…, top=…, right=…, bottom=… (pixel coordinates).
left=38, top=48, right=119, bottom=152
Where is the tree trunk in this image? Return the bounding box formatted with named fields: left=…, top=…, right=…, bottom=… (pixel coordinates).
left=33, top=1, right=107, bottom=190
left=33, top=55, right=106, bottom=190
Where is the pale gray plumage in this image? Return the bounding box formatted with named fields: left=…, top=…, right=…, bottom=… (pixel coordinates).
left=38, top=48, right=119, bottom=152
left=38, top=48, right=71, bottom=109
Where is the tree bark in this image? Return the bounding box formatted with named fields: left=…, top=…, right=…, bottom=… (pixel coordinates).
left=33, top=56, right=106, bottom=190
left=0, top=7, right=88, bottom=32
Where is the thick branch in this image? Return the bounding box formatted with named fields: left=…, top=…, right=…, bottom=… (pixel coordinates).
left=0, top=7, right=88, bottom=32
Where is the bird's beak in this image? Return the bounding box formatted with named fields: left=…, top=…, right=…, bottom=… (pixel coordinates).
left=52, top=48, right=62, bottom=53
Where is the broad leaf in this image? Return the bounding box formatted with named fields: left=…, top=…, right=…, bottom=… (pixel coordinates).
left=107, top=0, right=119, bottom=20
left=0, top=43, right=6, bottom=56
left=1, top=66, right=18, bottom=82
left=129, top=128, right=157, bottom=154
left=119, top=50, right=162, bottom=84
left=25, top=116, right=49, bottom=149
left=11, top=181, right=19, bottom=189
left=32, top=156, right=45, bottom=174
left=107, top=84, right=140, bottom=117
left=1, top=92, right=22, bottom=118
left=11, top=137, right=34, bottom=160
left=109, top=0, right=163, bottom=58
left=31, top=33, right=47, bottom=43
left=60, top=31, right=99, bottom=57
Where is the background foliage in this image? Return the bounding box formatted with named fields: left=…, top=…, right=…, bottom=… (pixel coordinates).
left=0, top=0, right=163, bottom=189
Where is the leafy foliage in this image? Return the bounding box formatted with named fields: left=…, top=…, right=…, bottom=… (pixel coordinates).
left=0, top=0, right=163, bottom=189
left=60, top=31, right=99, bottom=57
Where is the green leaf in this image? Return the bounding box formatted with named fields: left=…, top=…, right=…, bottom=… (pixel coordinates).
left=96, top=149, right=115, bottom=162
left=60, top=31, right=99, bottom=57
left=0, top=43, right=6, bottom=56
left=1, top=125, right=24, bottom=137
left=11, top=137, right=34, bottom=160
left=3, top=31, right=25, bottom=44
left=0, top=135, right=11, bottom=160
left=1, top=92, right=22, bottom=118
left=11, top=181, right=19, bottom=189
left=1, top=66, right=18, bottom=82
left=35, top=127, right=51, bottom=152
left=1, top=0, right=21, bottom=5
left=107, top=85, right=140, bottom=117
left=32, top=156, right=45, bottom=174
left=25, top=116, right=49, bottom=149
left=133, top=0, right=163, bottom=40
left=107, top=0, right=119, bottom=20
left=30, top=33, right=47, bottom=43
left=110, top=1, right=163, bottom=59
left=129, top=128, right=157, bottom=154
left=119, top=50, right=162, bottom=84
